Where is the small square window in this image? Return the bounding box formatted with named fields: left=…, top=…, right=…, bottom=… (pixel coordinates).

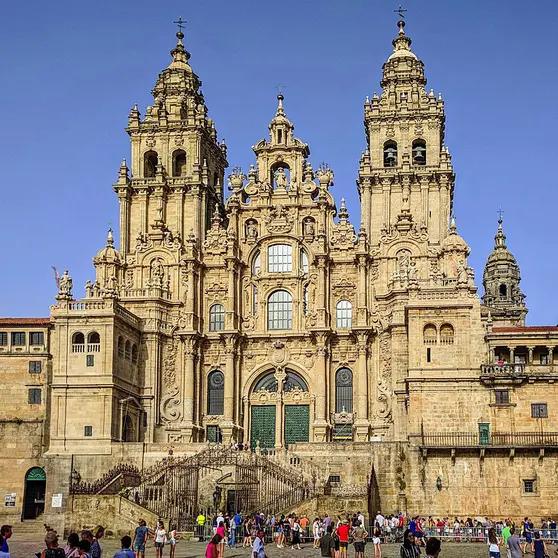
left=86, top=355, right=94, bottom=367
left=0, top=332, right=7, bottom=346
left=29, top=361, right=42, bottom=374
left=531, top=403, right=548, bottom=419
left=11, top=332, right=26, bottom=346
left=523, top=479, right=535, bottom=493
left=29, top=332, right=44, bottom=346
left=206, top=425, right=222, bottom=443
left=328, top=475, right=341, bottom=483
left=28, top=388, right=41, bottom=405
left=84, top=426, right=93, bottom=437
left=495, top=390, right=510, bottom=405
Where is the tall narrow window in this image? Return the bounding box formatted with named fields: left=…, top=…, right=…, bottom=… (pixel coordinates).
left=87, top=332, right=100, bottom=352
left=207, top=371, right=224, bottom=415
left=253, top=285, right=258, bottom=316
left=11, top=332, right=26, bottom=346
left=303, top=285, right=309, bottom=316
left=383, top=141, right=397, bottom=167
left=301, top=249, right=309, bottom=274
left=423, top=324, right=437, bottom=345
left=412, top=139, right=427, bottom=165
left=0, top=332, right=7, bottom=346
left=335, top=368, right=353, bottom=413
left=268, top=290, right=293, bottom=330
left=30, top=332, right=44, bottom=346
left=336, top=300, right=352, bottom=329
left=440, top=324, right=454, bottom=345
left=268, top=244, right=292, bottom=273
left=144, top=150, right=158, bottom=178
left=209, top=304, right=225, bottom=332
left=252, top=250, right=261, bottom=275
left=172, top=149, right=187, bottom=177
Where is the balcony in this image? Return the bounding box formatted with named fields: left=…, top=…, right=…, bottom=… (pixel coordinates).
left=410, top=432, right=558, bottom=457
left=480, top=363, right=558, bottom=385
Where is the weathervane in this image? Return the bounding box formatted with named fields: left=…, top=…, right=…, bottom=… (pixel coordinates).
left=394, top=5, right=407, bottom=19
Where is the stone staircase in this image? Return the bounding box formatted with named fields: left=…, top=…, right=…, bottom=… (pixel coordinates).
left=11, top=519, right=48, bottom=540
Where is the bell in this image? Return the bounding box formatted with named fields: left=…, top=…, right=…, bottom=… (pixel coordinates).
left=413, top=147, right=426, bottom=165
left=384, top=150, right=397, bottom=166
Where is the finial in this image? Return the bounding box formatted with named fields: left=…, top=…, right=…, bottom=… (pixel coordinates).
left=497, top=207, right=504, bottom=227
left=173, top=17, right=186, bottom=40
left=450, top=215, right=457, bottom=232
left=397, top=20, right=406, bottom=36
left=107, top=227, right=114, bottom=247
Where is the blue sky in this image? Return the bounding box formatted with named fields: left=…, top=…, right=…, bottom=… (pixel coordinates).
left=1, top=0, right=557, bottom=324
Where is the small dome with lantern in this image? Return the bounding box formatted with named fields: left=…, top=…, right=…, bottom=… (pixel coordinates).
left=441, top=217, right=470, bottom=255
left=94, top=228, right=122, bottom=264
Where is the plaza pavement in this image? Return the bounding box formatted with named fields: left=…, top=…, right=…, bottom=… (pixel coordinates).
left=7, top=531, right=506, bottom=558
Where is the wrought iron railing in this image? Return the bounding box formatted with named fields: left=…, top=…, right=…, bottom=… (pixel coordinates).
left=411, top=431, right=558, bottom=448
left=70, top=464, right=140, bottom=494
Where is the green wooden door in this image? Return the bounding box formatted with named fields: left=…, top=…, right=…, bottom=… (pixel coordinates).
left=284, top=405, right=310, bottom=448
left=478, top=422, right=490, bottom=445
left=250, top=406, right=276, bottom=450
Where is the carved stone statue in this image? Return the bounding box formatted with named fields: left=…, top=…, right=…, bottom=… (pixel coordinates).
left=303, top=219, right=315, bottom=238
left=408, top=260, right=418, bottom=285
left=85, top=280, right=93, bottom=298
left=457, top=261, right=469, bottom=285
left=150, top=258, right=165, bottom=288
left=274, top=167, right=288, bottom=189
left=246, top=220, right=258, bottom=240
left=58, top=270, right=73, bottom=298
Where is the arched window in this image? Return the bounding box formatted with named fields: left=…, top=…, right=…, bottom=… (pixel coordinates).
left=131, top=344, right=138, bottom=364
left=423, top=324, right=437, bottom=345
left=268, top=244, right=292, bottom=273
left=118, top=336, right=124, bottom=358
left=499, top=284, right=507, bottom=298
left=253, top=370, right=308, bottom=393
left=301, top=249, right=309, bottom=274
left=440, top=323, right=454, bottom=345
left=144, top=151, right=158, bottom=178
left=72, top=332, right=85, bottom=353
left=412, top=139, right=427, bottom=165
left=207, top=370, right=224, bottom=415
left=335, top=368, right=353, bottom=413
left=125, top=340, right=131, bottom=360
left=87, top=332, right=100, bottom=352
left=252, top=250, right=261, bottom=275
left=172, top=149, right=187, bottom=177
left=383, top=141, right=398, bottom=167
left=336, top=300, right=352, bottom=329
left=268, top=290, right=293, bottom=330
left=209, top=304, right=225, bottom=332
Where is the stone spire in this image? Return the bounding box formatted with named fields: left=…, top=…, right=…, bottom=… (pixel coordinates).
left=482, top=216, right=527, bottom=325
left=268, top=94, right=295, bottom=146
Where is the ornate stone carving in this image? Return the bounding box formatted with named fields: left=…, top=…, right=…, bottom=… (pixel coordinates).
left=161, top=337, right=182, bottom=424
left=263, top=204, right=295, bottom=234
left=332, top=278, right=356, bottom=299
left=373, top=331, right=392, bottom=422
left=269, top=341, right=290, bottom=366
left=205, top=282, right=227, bottom=303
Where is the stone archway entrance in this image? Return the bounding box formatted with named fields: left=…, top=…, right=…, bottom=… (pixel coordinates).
left=248, top=369, right=313, bottom=449
left=23, top=467, right=46, bottom=519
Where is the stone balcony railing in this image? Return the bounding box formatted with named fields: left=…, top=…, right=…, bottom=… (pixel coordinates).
left=481, top=363, right=526, bottom=375
left=410, top=431, right=558, bottom=449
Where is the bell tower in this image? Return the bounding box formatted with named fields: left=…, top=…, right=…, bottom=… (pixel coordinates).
left=358, top=20, right=454, bottom=246
left=114, top=28, right=228, bottom=257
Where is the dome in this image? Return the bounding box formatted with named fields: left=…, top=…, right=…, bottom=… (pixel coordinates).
left=94, top=229, right=122, bottom=264
left=441, top=218, right=470, bottom=254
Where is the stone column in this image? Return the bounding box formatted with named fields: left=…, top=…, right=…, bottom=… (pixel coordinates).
left=222, top=335, right=237, bottom=443
left=509, top=347, right=515, bottom=365
left=355, top=332, right=369, bottom=440
left=357, top=255, right=367, bottom=326
left=316, top=257, right=327, bottom=327
left=226, top=259, right=236, bottom=330
left=275, top=393, right=283, bottom=449
left=528, top=347, right=534, bottom=365
left=547, top=346, right=554, bottom=369
left=182, top=336, right=196, bottom=441
left=313, top=333, right=329, bottom=442
left=118, top=193, right=129, bottom=255
left=360, top=178, right=372, bottom=241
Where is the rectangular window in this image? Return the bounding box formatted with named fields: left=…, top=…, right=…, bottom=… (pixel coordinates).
left=29, top=332, right=44, bottom=346
left=209, top=304, right=225, bottom=332
left=495, top=390, right=510, bottom=405
left=328, top=475, right=341, bottom=483
left=267, top=291, right=293, bottom=330
left=84, top=426, right=93, bottom=437
left=531, top=403, right=548, bottom=418
left=426, top=347, right=431, bottom=363
left=28, top=388, right=41, bottom=404
left=523, top=479, right=535, bottom=493
left=11, top=332, right=26, bottom=346
left=206, top=425, right=222, bottom=443
left=268, top=244, right=293, bottom=273
left=29, top=361, right=42, bottom=374
left=540, top=353, right=549, bottom=365
left=0, top=332, right=7, bottom=346
left=86, top=355, right=95, bottom=367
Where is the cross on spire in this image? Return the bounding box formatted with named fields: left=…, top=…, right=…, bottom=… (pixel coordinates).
left=394, top=5, right=407, bottom=19
left=174, top=17, right=186, bottom=32
left=497, top=207, right=504, bottom=222
left=275, top=84, right=285, bottom=95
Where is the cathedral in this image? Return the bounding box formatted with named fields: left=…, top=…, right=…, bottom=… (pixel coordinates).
left=1, top=19, right=557, bottom=530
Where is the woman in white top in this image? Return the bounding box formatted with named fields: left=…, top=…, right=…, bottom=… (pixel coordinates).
left=313, top=519, right=321, bottom=548
left=487, top=527, right=501, bottom=558
left=153, top=521, right=167, bottom=558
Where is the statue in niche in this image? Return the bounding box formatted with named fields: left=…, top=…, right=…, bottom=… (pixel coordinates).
left=274, top=167, right=288, bottom=189
left=246, top=220, right=258, bottom=241
left=303, top=219, right=315, bottom=238
left=457, top=260, right=469, bottom=285
left=150, top=258, right=165, bottom=288
left=408, top=259, right=418, bottom=284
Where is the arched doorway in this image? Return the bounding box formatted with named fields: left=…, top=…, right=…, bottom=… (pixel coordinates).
left=23, top=467, right=46, bottom=519
left=122, top=414, right=135, bottom=442
left=248, top=369, right=312, bottom=449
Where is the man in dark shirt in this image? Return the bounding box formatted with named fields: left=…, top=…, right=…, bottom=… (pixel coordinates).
left=319, top=525, right=335, bottom=558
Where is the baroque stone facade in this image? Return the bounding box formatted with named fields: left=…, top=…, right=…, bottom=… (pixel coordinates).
left=1, top=20, right=558, bottom=526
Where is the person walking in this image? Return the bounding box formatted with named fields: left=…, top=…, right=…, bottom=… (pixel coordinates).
left=205, top=534, right=222, bottom=558
left=113, top=536, right=135, bottom=558
left=372, top=526, right=382, bottom=558
left=167, top=525, right=176, bottom=558
left=351, top=522, right=368, bottom=558
left=506, top=527, right=522, bottom=558
left=133, top=520, right=148, bottom=558
left=335, top=519, right=350, bottom=558
left=252, top=529, right=266, bottom=558
left=531, top=531, right=548, bottom=558
left=319, top=525, right=335, bottom=558
left=488, top=527, right=501, bottom=558
left=313, top=518, right=321, bottom=549
left=90, top=527, right=105, bottom=558
left=291, top=517, right=302, bottom=550
left=153, top=520, right=167, bottom=558
left=501, top=522, right=511, bottom=558
left=400, top=529, right=421, bottom=558
left=0, top=526, right=12, bottom=558
left=216, top=521, right=226, bottom=558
